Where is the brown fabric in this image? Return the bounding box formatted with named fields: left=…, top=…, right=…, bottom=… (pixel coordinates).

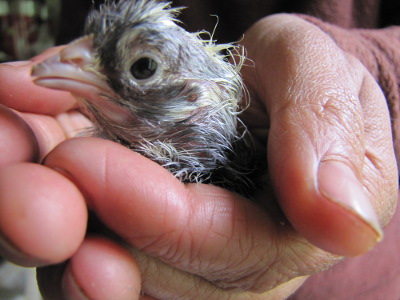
left=291, top=196, right=400, bottom=299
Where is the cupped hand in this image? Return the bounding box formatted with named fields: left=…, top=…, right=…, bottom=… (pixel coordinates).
left=0, top=14, right=398, bottom=300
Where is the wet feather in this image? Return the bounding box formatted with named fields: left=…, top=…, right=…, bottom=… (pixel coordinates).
left=32, top=0, right=256, bottom=195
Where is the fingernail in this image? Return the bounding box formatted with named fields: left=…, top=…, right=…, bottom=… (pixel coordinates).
left=318, top=161, right=383, bottom=242
left=0, top=61, right=32, bottom=67
left=62, top=266, right=90, bottom=300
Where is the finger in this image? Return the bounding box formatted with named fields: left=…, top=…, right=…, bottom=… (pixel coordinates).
left=38, top=237, right=305, bottom=300
left=63, top=236, right=141, bottom=300
left=38, top=237, right=142, bottom=300
left=131, top=248, right=308, bottom=300
left=0, top=104, right=91, bottom=163
left=0, top=163, right=87, bottom=267
left=356, top=71, right=398, bottom=226
left=0, top=105, right=39, bottom=166
left=44, top=137, right=332, bottom=293
left=0, top=47, right=76, bottom=115
left=19, top=111, right=92, bottom=160
left=242, top=15, right=393, bottom=256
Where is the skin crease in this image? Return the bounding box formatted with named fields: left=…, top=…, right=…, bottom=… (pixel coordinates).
left=0, top=14, right=398, bottom=300
left=0, top=105, right=39, bottom=166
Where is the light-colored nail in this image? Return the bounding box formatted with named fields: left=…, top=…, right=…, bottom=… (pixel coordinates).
left=318, top=161, right=383, bottom=242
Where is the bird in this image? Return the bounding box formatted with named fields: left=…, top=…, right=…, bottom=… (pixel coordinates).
left=31, top=0, right=256, bottom=195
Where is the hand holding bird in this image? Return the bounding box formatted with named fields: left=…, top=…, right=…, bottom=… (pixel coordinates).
left=0, top=2, right=397, bottom=299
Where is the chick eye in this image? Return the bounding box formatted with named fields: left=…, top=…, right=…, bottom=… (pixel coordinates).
left=130, top=57, right=158, bottom=80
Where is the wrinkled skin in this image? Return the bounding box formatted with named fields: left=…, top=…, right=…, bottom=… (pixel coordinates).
left=0, top=15, right=397, bottom=300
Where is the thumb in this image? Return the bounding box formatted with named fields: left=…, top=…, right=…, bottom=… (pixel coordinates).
left=270, top=142, right=381, bottom=256
left=0, top=46, right=76, bottom=115
left=243, top=15, right=387, bottom=256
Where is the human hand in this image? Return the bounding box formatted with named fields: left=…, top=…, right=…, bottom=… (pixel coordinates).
left=239, top=14, right=398, bottom=255
left=0, top=47, right=90, bottom=267
left=0, top=49, right=143, bottom=299
left=0, top=47, right=302, bottom=299
left=0, top=14, right=398, bottom=300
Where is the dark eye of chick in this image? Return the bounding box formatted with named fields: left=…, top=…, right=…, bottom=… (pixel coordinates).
left=130, top=57, right=158, bottom=80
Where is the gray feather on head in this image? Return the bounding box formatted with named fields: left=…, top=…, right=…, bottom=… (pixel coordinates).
left=32, top=0, right=256, bottom=195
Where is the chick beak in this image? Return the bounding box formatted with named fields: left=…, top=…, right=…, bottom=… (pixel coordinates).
left=31, top=35, right=115, bottom=101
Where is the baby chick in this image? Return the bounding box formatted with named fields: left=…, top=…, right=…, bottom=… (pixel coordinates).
left=32, top=0, right=255, bottom=195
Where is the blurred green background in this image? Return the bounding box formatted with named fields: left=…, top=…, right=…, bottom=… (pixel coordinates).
left=0, top=0, right=102, bottom=62
left=0, top=0, right=61, bottom=61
